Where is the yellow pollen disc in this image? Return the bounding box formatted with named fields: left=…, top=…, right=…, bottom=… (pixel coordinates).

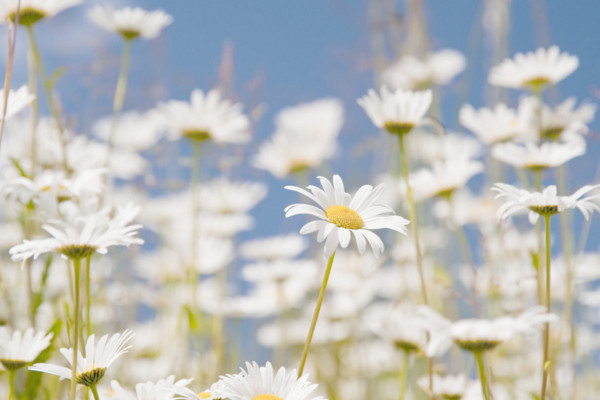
left=325, top=205, right=364, bottom=229
left=198, top=392, right=211, bottom=399
left=252, top=395, right=283, bottom=400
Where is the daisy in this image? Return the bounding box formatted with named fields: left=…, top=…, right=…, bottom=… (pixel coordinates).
left=157, top=88, right=251, bottom=144
left=382, top=48, right=466, bottom=90
left=29, top=329, right=134, bottom=387
left=0, top=85, right=35, bottom=121
left=417, top=374, right=468, bottom=400
left=488, top=46, right=579, bottom=90
left=110, top=376, right=194, bottom=400
left=239, top=233, right=307, bottom=261
left=197, top=177, right=267, bottom=214
left=492, top=183, right=600, bottom=223
left=0, top=327, right=53, bottom=370
left=284, top=175, right=409, bottom=258
left=92, top=110, right=164, bottom=152
left=88, top=5, right=173, bottom=40
left=357, top=86, right=432, bottom=135
left=459, top=102, right=529, bottom=144
left=9, top=202, right=144, bottom=261
left=491, top=135, right=586, bottom=170
left=538, top=97, right=596, bottom=140
left=0, top=0, right=81, bottom=25
left=219, top=361, right=325, bottom=400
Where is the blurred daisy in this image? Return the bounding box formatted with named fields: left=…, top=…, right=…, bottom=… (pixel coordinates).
left=198, top=177, right=267, bottom=214
left=492, top=135, right=586, bottom=170
left=417, top=374, right=468, bottom=400
left=157, top=88, right=250, bottom=144
left=253, top=98, right=343, bottom=178
left=358, top=86, right=432, bottom=136
left=285, top=175, right=409, bottom=257
left=88, top=5, right=173, bottom=40
left=0, top=85, right=35, bottom=121
left=488, top=46, right=578, bottom=90
left=459, top=103, right=529, bottom=144
left=382, top=48, right=466, bottom=90
left=110, top=376, right=194, bottom=400
left=370, top=302, right=428, bottom=354
left=220, top=361, right=325, bottom=400
left=493, top=183, right=600, bottom=223
left=0, top=0, right=81, bottom=25
left=30, top=330, right=134, bottom=387
left=0, top=327, right=52, bottom=370
left=9, top=202, right=144, bottom=261
left=538, top=97, right=596, bottom=140
left=92, top=110, right=164, bottom=152
left=239, top=233, right=307, bottom=261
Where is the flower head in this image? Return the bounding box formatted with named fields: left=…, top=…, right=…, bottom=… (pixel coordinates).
left=219, top=361, right=325, bottom=400
left=493, top=183, right=600, bottom=223
left=358, top=86, right=432, bottom=135
left=285, top=175, right=409, bottom=257
left=459, top=103, right=529, bottom=145
left=88, top=5, right=173, bottom=40
left=29, top=330, right=134, bottom=387
left=157, top=89, right=250, bottom=144
left=0, top=85, right=35, bottom=121
left=0, top=327, right=53, bottom=370
left=0, top=0, right=81, bottom=25
left=488, top=46, right=578, bottom=90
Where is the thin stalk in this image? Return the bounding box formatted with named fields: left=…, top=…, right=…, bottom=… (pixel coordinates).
left=399, top=349, right=410, bottom=400
left=0, top=4, right=20, bottom=151
left=298, top=251, right=336, bottom=377
left=70, top=257, right=82, bottom=400
left=105, top=38, right=133, bottom=168
left=398, top=134, right=428, bottom=305
left=474, top=351, right=491, bottom=400
left=540, top=215, right=552, bottom=400
left=25, top=25, right=69, bottom=174
left=534, top=170, right=544, bottom=306
left=8, top=369, right=16, bottom=400
left=90, top=384, right=101, bottom=400
left=85, top=255, right=92, bottom=337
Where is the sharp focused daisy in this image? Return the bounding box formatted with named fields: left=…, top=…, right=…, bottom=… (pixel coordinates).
left=285, top=175, right=409, bottom=258
left=0, top=0, right=81, bottom=25
left=29, top=330, right=134, bottom=387
left=0, top=85, right=35, bottom=121
left=157, top=88, right=251, bottom=144
left=219, top=361, right=325, bottom=400
left=488, top=46, right=579, bottom=90
left=9, top=202, right=144, bottom=261
left=88, top=5, right=173, bottom=40
left=0, top=327, right=53, bottom=370
left=493, top=183, right=600, bottom=223
left=357, top=86, right=432, bottom=136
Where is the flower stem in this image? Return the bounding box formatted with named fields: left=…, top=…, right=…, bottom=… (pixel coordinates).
left=399, top=349, right=410, bottom=400
left=474, top=351, right=491, bottom=400
left=298, top=251, right=336, bottom=377
left=8, top=369, right=16, bottom=400
left=398, top=134, right=428, bottom=305
left=85, top=255, right=92, bottom=337
left=90, top=384, right=101, bottom=400
left=540, top=215, right=552, bottom=400
left=0, top=9, right=19, bottom=153
left=70, top=257, right=81, bottom=400
left=105, top=38, right=133, bottom=168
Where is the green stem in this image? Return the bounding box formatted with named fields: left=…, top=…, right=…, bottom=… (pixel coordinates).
left=70, top=257, right=81, bottom=400
left=8, top=369, right=16, bottom=400
left=474, top=351, right=491, bottom=400
left=90, top=384, right=101, bottom=400
left=0, top=13, right=18, bottom=152
left=25, top=25, right=69, bottom=174
left=85, top=255, right=91, bottom=337
left=399, top=349, right=410, bottom=400
left=534, top=170, right=544, bottom=306
left=105, top=38, right=132, bottom=168
left=398, top=134, right=428, bottom=305
left=540, top=215, right=552, bottom=400
left=298, top=251, right=336, bottom=377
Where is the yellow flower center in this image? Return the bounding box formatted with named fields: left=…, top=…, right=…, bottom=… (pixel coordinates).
left=524, top=76, right=550, bottom=90
left=384, top=122, right=414, bottom=136
left=198, top=392, right=211, bottom=399
left=9, top=7, right=46, bottom=26
left=325, top=205, right=364, bottom=229
left=183, top=129, right=211, bottom=142
left=252, top=395, right=283, bottom=400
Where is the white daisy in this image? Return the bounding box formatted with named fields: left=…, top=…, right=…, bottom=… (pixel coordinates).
left=110, top=376, right=194, bottom=400
left=459, top=102, right=529, bottom=144
left=284, top=175, right=409, bottom=257
left=417, top=374, right=468, bottom=400
left=157, top=88, right=251, bottom=144
left=357, top=86, right=432, bottom=135
left=382, top=48, right=466, bottom=90
left=92, top=110, right=164, bottom=152
left=239, top=233, right=307, bottom=261
left=488, top=46, right=579, bottom=89
left=198, top=177, right=267, bottom=214
left=492, top=183, right=600, bottom=223
left=0, top=327, right=53, bottom=370
left=0, top=85, right=35, bottom=121
left=29, top=329, right=134, bottom=387
left=0, top=0, right=81, bottom=25
left=491, top=135, right=586, bottom=170
left=88, top=5, right=173, bottom=40
left=9, top=202, right=144, bottom=261
left=219, top=361, right=325, bottom=400
left=538, top=97, right=596, bottom=140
